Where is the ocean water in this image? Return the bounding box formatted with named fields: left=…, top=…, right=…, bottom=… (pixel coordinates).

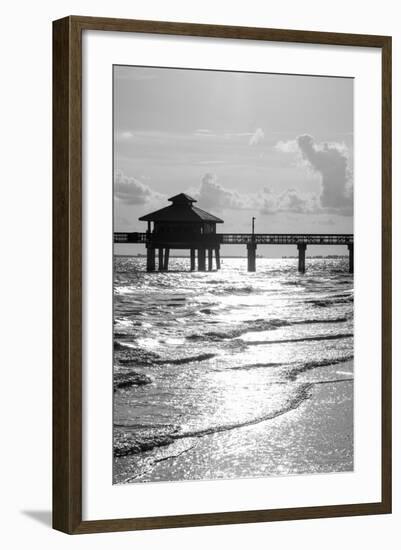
left=113, top=257, right=354, bottom=483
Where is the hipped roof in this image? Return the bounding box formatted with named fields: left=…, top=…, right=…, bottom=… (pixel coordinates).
left=139, top=193, right=224, bottom=223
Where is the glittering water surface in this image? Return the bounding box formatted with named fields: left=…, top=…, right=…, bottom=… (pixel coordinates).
left=113, top=257, right=353, bottom=483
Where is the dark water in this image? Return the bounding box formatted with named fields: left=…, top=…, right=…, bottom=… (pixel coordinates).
left=113, top=257, right=353, bottom=483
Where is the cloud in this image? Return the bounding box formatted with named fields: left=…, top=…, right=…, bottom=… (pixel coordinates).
left=260, top=187, right=320, bottom=215
left=297, top=135, right=352, bottom=213
left=275, top=134, right=353, bottom=215
left=115, top=130, right=134, bottom=141
left=114, top=169, right=162, bottom=205
left=195, top=174, right=319, bottom=215
left=192, top=128, right=265, bottom=144
left=249, top=128, right=265, bottom=146
left=278, top=188, right=320, bottom=214
left=193, top=129, right=216, bottom=137
left=196, top=173, right=254, bottom=210
left=274, top=140, right=299, bottom=153
left=196, top=160, right=226, bottom=165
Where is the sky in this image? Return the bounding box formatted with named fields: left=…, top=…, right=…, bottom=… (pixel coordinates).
left=114, top=65, right=353, bottom=256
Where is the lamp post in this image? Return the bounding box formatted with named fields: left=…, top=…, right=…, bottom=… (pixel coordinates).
left=252, top=217, right=255, bottom=240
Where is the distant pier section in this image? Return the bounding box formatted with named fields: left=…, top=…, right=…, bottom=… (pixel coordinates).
left=114, top=193, right=353, bottom=273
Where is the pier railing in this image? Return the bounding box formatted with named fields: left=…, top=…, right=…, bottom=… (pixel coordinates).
left=113, top=231, right=353, bottom=273
left=114, top=232, right=353, bottom=246
left=114, top=232, right=147, bottom=243
left=219, top=233, right=353, bottom=245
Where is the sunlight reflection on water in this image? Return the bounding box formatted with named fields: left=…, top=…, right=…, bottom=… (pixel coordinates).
left=113, top=257, right=354, bottom=483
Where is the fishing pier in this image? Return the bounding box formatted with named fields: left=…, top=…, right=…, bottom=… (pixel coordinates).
left=114, top=193, right=353, bottom=273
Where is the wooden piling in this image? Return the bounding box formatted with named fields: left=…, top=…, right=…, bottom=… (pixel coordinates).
left=348, top=243, right=354, bottom=274
left=297, top=243, right=306, bottom=273
left=198, top=248, right=206, bottom=271
left=163, top=248, right=170, bottom=271
left=247, top=243, right=256, bottom=272
left=208, top=248, right=213, bottom=271
left=190, top=249, right=196, bottom=271
left=119, top=230, right=354, bottom=274
left=158, top=248, right=164, bottom=271
left=146, top=247, right=155, bottom=272
left=215, top=247, right=221, bottom=270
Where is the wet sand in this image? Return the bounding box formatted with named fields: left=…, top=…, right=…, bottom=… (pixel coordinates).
left=114, top=362, right=353, bottom=483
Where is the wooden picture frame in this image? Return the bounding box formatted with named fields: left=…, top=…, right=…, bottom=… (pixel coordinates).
left=53, top=15, right=392, bottom=534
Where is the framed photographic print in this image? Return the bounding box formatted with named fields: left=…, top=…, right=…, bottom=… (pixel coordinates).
left=53, top=16, right=392, bottom=534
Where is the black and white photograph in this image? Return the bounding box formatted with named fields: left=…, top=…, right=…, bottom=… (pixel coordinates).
left=112, top=65, right=354, bottom=484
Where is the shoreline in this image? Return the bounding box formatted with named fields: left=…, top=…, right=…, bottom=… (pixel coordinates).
left=114, top=363, right=353, bottom=484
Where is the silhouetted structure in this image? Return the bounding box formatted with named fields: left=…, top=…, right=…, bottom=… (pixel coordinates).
left=114, top=194, right=354, bottom=273
left=138, top=193, right=223, bottom=272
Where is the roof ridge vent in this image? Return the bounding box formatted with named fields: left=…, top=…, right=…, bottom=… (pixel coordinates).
left=168, top=193, right=197, bottom=204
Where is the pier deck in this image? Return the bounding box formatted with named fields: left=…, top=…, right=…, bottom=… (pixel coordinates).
left=114, top=232, right=353, bottom=246
left=114, top=232, right=354, bottom=273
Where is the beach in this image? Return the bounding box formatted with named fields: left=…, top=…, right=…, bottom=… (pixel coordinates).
left=113, top=257, right=354, bottom=483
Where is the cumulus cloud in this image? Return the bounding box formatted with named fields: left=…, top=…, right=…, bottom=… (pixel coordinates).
left=260, top=187, right=320, bottom=215
left=274, top=139, right=299, bottom=153
left=259, top=188, right=277, bottom=214
left=275, top=134, right=353, bottom=215
left=114, top=169, right=161, bottom=205
left=297, top=135, right=352, bottom=213
left=196, top=173, right=254, bottom=210
left=278, top=188, right=320, bottom=214
left=196, top=174, right=319, bottom=215
left=249, top=128, right=265, bottom=146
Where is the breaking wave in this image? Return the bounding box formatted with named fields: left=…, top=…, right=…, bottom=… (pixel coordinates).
left=242, top=333, right=353, bottom=346
left=186, top=316, right=348, bottom=342
left=114, top=383, right=313, bottom=457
